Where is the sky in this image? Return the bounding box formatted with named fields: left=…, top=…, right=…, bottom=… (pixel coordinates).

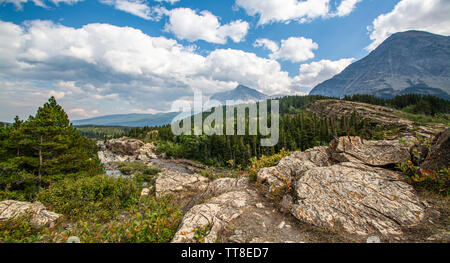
left=0, top=0, right=449, bottom=121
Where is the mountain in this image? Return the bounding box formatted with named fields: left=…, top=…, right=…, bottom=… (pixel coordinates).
left=309, top=31, right=450, bottom=100
left=72, top=112, right=180, bottom=127
left=210, top=85, right=269, bottom=104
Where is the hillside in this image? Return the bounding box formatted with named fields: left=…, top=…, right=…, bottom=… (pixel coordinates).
left=309, top=31, right=450, bottom=99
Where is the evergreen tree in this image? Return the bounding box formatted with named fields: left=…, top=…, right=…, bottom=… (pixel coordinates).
left=0, top=97, right=103, bottom=200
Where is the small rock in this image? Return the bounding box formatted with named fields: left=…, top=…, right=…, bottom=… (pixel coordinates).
left=255, top=203, right=264, bottom=208
left=67, top=236, right=81, bottom=243
left=140, top=188, right=150, bottom=196
left=278, top=221, right=285, bottom=229
left=366, top=236, right=381, bottom=243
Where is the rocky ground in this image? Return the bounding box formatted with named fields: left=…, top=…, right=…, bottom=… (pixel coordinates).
left=308, top=99, right=447, bottom=138
left=97, top=127, right=448, bottom=243
left=2, top=101, right=449, bottom=243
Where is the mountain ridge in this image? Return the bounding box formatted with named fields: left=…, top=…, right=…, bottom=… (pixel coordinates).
left=309, top=30, right=450, bottom=99
left=210, top=85, right=269, bottom=104
left=72, top=112, right=180, bottom=127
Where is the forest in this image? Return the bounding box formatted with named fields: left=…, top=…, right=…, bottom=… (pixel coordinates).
left=123, top=94, right=450, bottom=167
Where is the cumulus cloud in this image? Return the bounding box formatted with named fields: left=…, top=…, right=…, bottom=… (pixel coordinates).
left=0, top=0, right=82, bottom=9
left=367, top=0, right=450, bottom=51
left=0, top=20, right=295, bottom=120
left=236, top=0, right=331, bottom=25
left=293, top=58, right=354, bottom=90
left=271, top=37, right=318, bottom=62
left=100, top=0, right=166, bottom=20
left=236, top=0, right=360, bottom=25
left=253, top=38, right=279, bottom=52
left=154, top=0, right=179, bottom=4
left=164, top=8, right=249, bottom=44
left=203, top=48, right=292, bottom=95
left=254, top=37, right=318, bottom=63
left=333, top=0, right=361, bottom=17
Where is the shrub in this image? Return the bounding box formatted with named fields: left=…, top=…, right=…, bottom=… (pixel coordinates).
left=46, top=196, right=182, bottom=243
left=115, top=161, right=160, bottom=176
left=247, top=149, right=290, bottom=181
left=0, top=214, right=45, bottom=243
left=37, top=175, right=139, bottom=221
left=396, top=137, right=449, bottom=196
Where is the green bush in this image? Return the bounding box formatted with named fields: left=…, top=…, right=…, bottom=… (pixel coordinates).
left=37, top=175, right=139, bottom=221
left=247, top=149, right=290, bottom=181
left=115, top=161, right=161, bottom=176
left=46, top=196, right=182, bottom=243
left=0, top=214, right=45, bottom=243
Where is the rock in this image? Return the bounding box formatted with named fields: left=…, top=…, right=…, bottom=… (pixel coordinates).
left=67, top=236, right=81, bottom=243
left=279, top=195, right=294, bottom=213
left=97, top=138, right=158, bottom=164
left=257, top=147, right=331, bottom=195
left=329, top=136, right=412, bottom=166
left=106, top=137, right=144, bottom=155
left=140, top=188, right=150, bottom=197
left=171, top=190, right=255, bottom=243
left=367, top=236, right=381, bottom=243
left=205, top=177, right=249, bottom=196
left=155, top=169, right=209, bottom=208
left=291, top=162, right=425, bottom=237
left=255, top=203, right=264, bottom=209
left=426, top=231, right=450, bottom=242
left=421, top=128, right=450, bottom=171
left=307, top=100, right=446, bottom=138
left=136, top=143, right=158, bottom=162
left=0, top=200, right=61, bottom=229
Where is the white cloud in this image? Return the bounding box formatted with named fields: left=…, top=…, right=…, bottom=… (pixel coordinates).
left=367, top=0, right=450, bottom=51
left=100, top=0, right=165, bottom=20
left=293, top=58, right=354, bottom=90
left=253, top=38, right=279, bottom=52
left=0, top=0, right=82, bottom=9
left=333, top=0, right=361, bottom=17
left=270, top=37, right=318, bottom=63
left=164, top=8, right=249, bottom=44
left=68, top=108, right=99, bottom=118
left=49, top=90, right=66, bottom=99
left=204, top=48, right=292, bottom=95
left=154, top=0, right=179, bottom=4
left=235, top=0, right=330, bottom=25
left=235, top=0, right=363, bottom=25
left=0, top=20, right=296, bottom=120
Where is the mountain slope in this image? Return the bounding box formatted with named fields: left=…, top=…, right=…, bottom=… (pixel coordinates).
left=309, top=31, right=450, bottom=99
left=72, top=112, right=179, bottom=127
left=210, top=85, right=269, bottom=104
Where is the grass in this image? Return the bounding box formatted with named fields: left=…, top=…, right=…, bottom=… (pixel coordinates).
left=396, top=111, right=450, bottom=126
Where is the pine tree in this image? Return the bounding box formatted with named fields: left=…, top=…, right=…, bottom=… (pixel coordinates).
left=0, top=97, right=103, bottom=199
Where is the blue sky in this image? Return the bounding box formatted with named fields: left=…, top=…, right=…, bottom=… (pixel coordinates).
left=1, top=0, right=449, bottom=121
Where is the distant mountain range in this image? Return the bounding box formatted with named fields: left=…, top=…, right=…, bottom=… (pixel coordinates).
left=309, top=30, right=450, bottom=100
left=72, top=112, right=179, bottom=127
left=210, top=85, right=269, bottom=104
left=73, top=85, right=275, bottom=127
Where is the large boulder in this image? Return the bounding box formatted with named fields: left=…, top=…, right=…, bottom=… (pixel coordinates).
left=155, top=169, right=209, bottom=208
left=0, top=200, right=61, bottom=228
left=106, top=137, right=144, bottom=155
left=257, top=147, right=331, bottom=195
left=329, top=136, right=413, bottom=166
left=421, top=128, right=450, bottom=171
left=291, top=162, right=425, bottom=237
left=171, top=190, right=256, bottom=243
left=97, top=138, right=158, bottom=163
left=255, top=136, right=429, bottom=238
